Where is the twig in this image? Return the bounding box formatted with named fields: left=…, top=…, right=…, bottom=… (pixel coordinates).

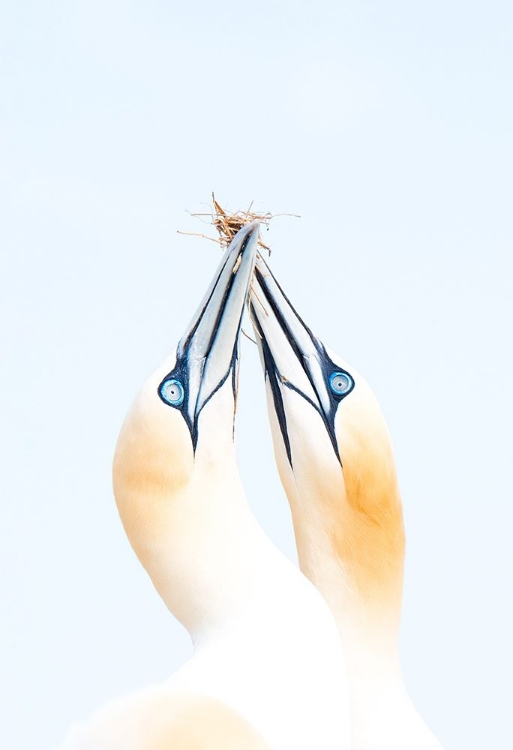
left=179, top=193, right=300, bottom=256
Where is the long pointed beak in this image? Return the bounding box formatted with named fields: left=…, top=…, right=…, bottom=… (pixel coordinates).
left=159, top=221, right=259, bottom=447
left=249, top=254, right=354, bottom=464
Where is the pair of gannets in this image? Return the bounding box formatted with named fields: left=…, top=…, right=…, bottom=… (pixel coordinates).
left=59, top=222, right=443, bottom=749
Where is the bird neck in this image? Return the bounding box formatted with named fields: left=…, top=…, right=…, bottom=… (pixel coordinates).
left=293, top=499, right=404, bottom=657
left=345, top=648, right=443, bottom=750
left=283, top=434, right=411, bottom=739
left=300, top=557, right=440, bottom=750
left=288, top=452, right=405, bottom=655
left=114, top=412, right=274, bottom=641
left=113, top=377, right=282, bottom=640
left=135, top=459, right=273, bottom=639
left=291, top=494, right=441, bottom=750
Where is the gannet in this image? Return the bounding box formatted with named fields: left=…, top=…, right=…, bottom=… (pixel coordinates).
left=249, top=253, right=444, bottom=750
left=58, top=224, right=350, bottom=750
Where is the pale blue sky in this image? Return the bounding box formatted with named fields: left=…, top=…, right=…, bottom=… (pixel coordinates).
left=1, top=2, right=512, bottom=748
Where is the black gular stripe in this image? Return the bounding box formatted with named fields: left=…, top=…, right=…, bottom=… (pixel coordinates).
left=251, top=304, right=293, bottom=466
left=253, top=265, right=354, bottom=465
left=231, top=349, right=239, bottom=439
left=254, top=266, right=318, bottom=387
left=254, top=266, right=330, bottom=417
left=159, top=242, right=249, bottom=452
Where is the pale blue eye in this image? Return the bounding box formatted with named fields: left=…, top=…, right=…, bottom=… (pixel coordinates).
left=160, top=379, right=185, bottom=406
left=329, top=372, right=351, bottom=395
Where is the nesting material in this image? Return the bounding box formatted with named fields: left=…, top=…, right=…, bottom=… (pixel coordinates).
left=178, top=193, right=299, bottom=255
left=178, top=195, right=299, bottom=339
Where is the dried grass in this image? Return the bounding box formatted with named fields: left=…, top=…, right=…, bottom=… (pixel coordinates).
left=177, top=194, right=298, bottom=343
left=177, top=193, right=299, bottom=255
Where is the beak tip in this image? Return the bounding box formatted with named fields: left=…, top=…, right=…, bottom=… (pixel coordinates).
left=232, top=220, right=260, bottom=245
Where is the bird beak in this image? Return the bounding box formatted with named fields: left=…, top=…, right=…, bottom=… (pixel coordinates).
left=249, top=254, right=353, bottom=464
left=160, top=221, right=260, bottom=447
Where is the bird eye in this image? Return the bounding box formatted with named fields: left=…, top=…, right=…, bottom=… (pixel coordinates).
left=329, top=371, right=352, bottom=395
left=160, top=379, right=185, bottom=406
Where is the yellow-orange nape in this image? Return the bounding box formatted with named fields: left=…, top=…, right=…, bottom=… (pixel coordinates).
left=330, top=372, right=405, bottom=612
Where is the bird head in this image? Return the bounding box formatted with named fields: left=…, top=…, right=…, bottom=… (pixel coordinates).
left=112, top=223, right=259, bottom=632
left=250, top=254, right=405, bottom=630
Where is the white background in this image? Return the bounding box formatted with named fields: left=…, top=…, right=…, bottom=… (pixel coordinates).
left=1, top=2, right=512, bottom=748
